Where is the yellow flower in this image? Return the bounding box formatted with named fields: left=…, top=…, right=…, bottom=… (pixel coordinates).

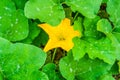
left=38, top=18, right=80, bottom=52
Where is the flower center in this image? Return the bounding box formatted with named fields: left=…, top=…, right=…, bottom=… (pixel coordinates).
left=58, top=35, right=66, bottom=41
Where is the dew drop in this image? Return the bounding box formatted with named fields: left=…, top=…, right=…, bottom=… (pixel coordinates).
left=8, top=14, right=12, bottom=17
left=15, top=22, right=18, bottom=24
left=101, top=51, right=105, bottom=54
left=78, top=47, right=81, bottom=49
left=49, top=6, right=53, bottom=10
left=48, top=13, right=52, bottom=16
left=22, top=32, right=25, bottom=34
left=0, top=16, right=2, bottom=19
left=36, top=7, right=40, bottom=11
left=90, top=47, right=92, bottom=50
left=76, top=5, right=79, bottom=8
left=83, top=7, right=87, bottom=10
left=70, top=68, right=73, bottom=72
left=0, top=50, right=2, bottom=53
left=11, top=24, right=14, bottom=27
left=65, top=63, right=68, bottom=66
left=15, top=31, right=18, bottom=33
left=17, top=64, right=20, bottom=69
left=4, top=7, right=9, bottom=10
left=2, top=61, right=4, bottom=65
left=89, top=67, right=92, bottom=71
left=16, top=18, right=18, bottom=21
left=16, top=64, right=20, bottom=72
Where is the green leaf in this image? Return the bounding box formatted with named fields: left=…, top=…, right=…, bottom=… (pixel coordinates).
left=107, top=0, right=120, bottom=31
left=108, top=61, right=119, bottom=75
left=42, top=63, right=65, bottom=80
left=59, top=52, right=76, bottom=80
left=32, top=29, right=49, bottom=47
left=24, top=0, right=65, bottom=25
left=97, top=19, right=112, bottom=34
left=42, top=63, right=56, bottom=80
left=30, top=71, right=49, bottom=80
left=0, top=0, right=28, bottom=41
left=59, top=52, right=112, bottom=80
left=4, top=10, right=28, bottom=41
left=113, top=32, right=120, bottom=43
left=102, top=0, right=108, bottom=3
left=38, top=30, right=49, bottom=46
left=83, top=17, right=103, bottom=39
left=0, top=37, right=46, bottom=79
left=104, top=32, right=120, bottom=61
left=98, top=74, right=115, bottom=80
left=72, top=37, right=86, bottom=60
left=0, top=72, right=3, bottom=80
left=73, top=17, right=83, bottom=35
left=12, top=0, right=28, bottom=9
left=21, top=21, right=41, bottom=44
left=86, top=37, right=116, bottom=64
left=65, top=0, right=102, bottom=18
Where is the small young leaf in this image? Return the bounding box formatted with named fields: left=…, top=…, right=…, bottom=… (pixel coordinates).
left=42, top=63, right=65, bottom=80
left=30, top=71, right=49, bottom=80
left=98, top=74, right=115, bottom=80
left=97, top=19, right=112, bottom=34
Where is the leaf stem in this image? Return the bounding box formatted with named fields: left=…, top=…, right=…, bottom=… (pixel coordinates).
left=52, top=48, right=57, bottom=62
left=72, top=12, right=79, bottom=24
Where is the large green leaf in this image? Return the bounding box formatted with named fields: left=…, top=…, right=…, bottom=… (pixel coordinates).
left=0, top=0, right=28, bottom=41
left=97, top=19, right=120, bottom=61
left=86, top=37, right=116, bottom=64
left=24, top=0, right=65, bottom=25
left=83, top=17, right=116, bottom=65
left=107, top=0, right=120, bottom=31
left=59, top=52, right=112, bottom=80
left=65, top=0, right=102, bottom=18
left=0, top=37, right=46, bottom=79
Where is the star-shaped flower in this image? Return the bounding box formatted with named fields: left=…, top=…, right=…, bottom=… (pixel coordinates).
left=38, top=18, right=80, bottom=52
